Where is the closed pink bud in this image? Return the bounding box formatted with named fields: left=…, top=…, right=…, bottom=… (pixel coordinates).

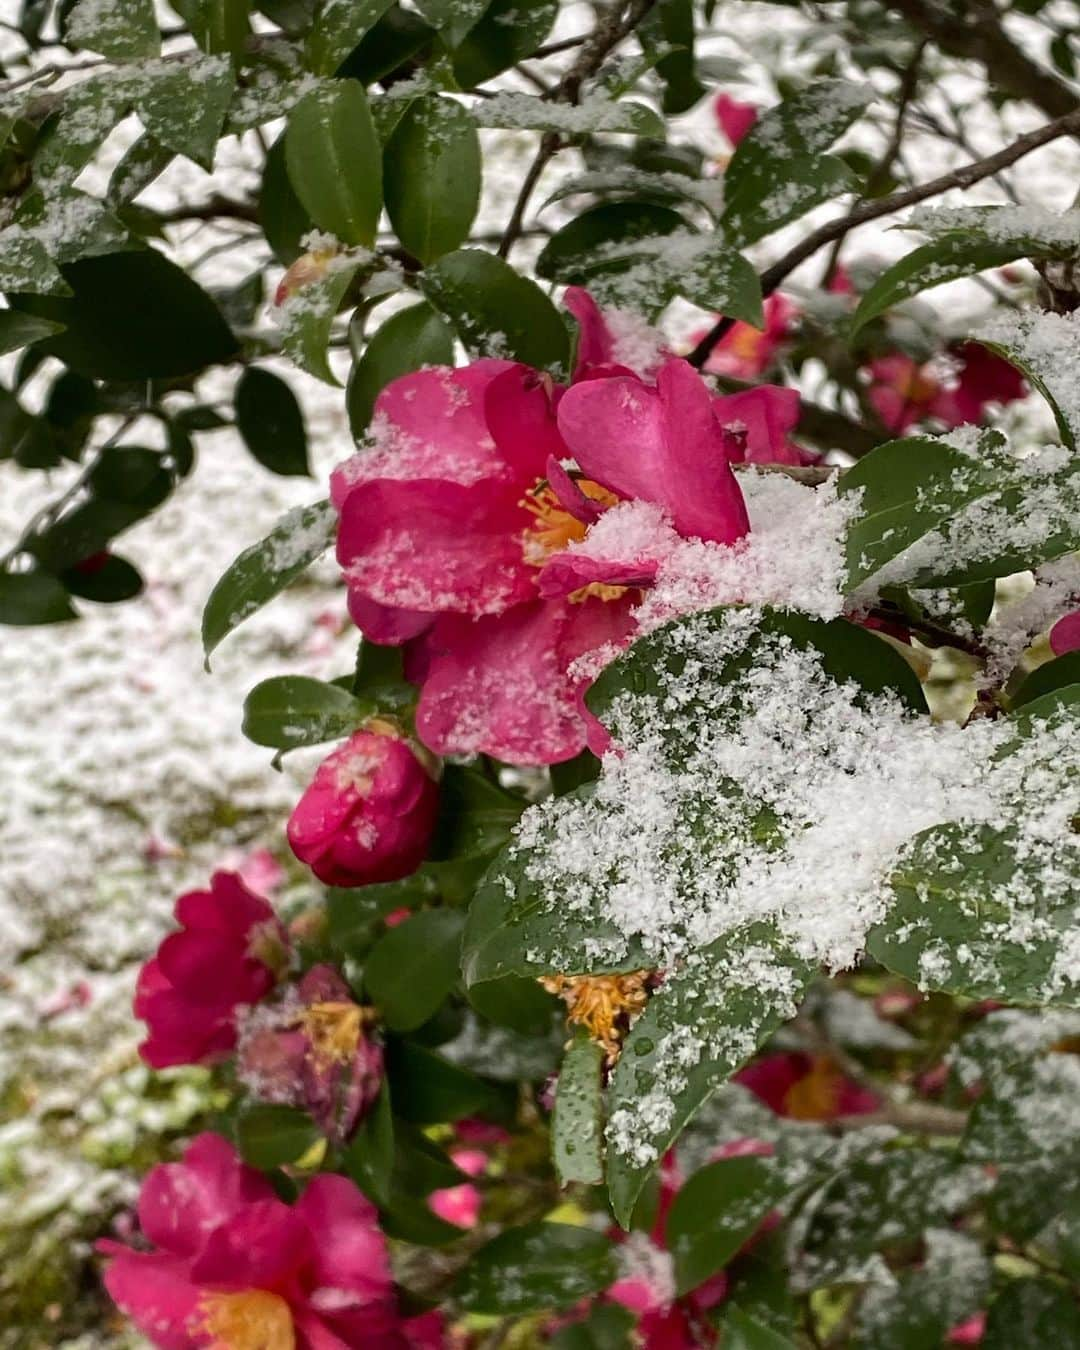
left=273, top=248, right=335, bottom=306
left=287, top=726, right=439, bottom=888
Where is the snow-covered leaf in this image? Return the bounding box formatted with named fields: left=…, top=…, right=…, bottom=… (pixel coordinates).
left=278, top=252, right=368, bottom=385
left=475, top=91, right=665, bottom=138
left=384, top=95, right=481, bottom=264
left=64, top=0, right=160, bottom=60
left=132, top=56, right=235, bottom=169
left=306, top=0, right=396, bottom=73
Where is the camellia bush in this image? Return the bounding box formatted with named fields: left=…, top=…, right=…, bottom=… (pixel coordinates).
left=9, top=0, right=1080, bottom=1343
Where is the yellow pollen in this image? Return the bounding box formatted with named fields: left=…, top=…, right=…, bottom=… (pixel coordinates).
left=540, top=972, right=649, bottom=1063
left=298, top=1001, right=363, bottom=1068
left=521, top=479, right=619, bottom=560
left=895, top=367, right=937, bottom=403
left=199, top=1290, right=295, bottom=1350
left=782, top=1056, right=843, bottom=1121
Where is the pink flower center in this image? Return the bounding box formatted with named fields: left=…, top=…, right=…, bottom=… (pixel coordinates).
left=199, top=1289, right=295, bottom=1350
left=521, top=479, right=627, bottom=602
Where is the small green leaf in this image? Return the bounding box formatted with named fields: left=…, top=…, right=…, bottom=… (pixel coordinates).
left=0, top=230, right=70, bottom=296
left=201, top=499, right=336, bottom=659
left=667, top=1155, right=790, bottom=1294
left=342, top=1085, right=395, bottom=1204
left=384, top=96, right=481, bottom=264
left=536, top=201, right=688, bottom=286
left=62, top=554, right=143, bottom=604
left=0, top=570, right=76, bottom=626
left=236, top=1103, right=320, bottom=1168
left=454, top=1222, right=616, bottom=1314
left=722, top=1306, right=799, bottom=1350
left=0, top=310, right=64, bottom=355
left=451, top=0, right=557, bottom=87
left=976, top=316, right=1079, bottom=448
left=242, top=675, right=369, bottom=750
left=306, top=0, right=397, bottom=73
left=552, top=1032, right=605, bottom=1186
left=175, top=0, right=251, bottom=57
left=348, top=301, right=454, bottom=436
left=1012, top=655, right=1080, bottom=709
left=64, top=0, right=160, bottom=59
left=386, top=1039, right=504, bottom=1123
left=133, top=56, right=235, bottom=169
left=279, top=254, right=366, bottom=385
left=422, top=248, right=570, bottom=374
left=286, top=81, right=383, bottom=248
left=235, top=367, right=310, bottom=477
left=413, top=0, right=488, bottom=42
left=363, top=909, right=466, bottom=1031
left=260, top=132, right=313, bottom=266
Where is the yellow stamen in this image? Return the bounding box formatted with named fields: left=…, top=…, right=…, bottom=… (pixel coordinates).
left=782, top=1056, right=843, bottom=1121
left=541, top=972, right=649, bottom=1063
left=298, top=1001, right=363, bottom=1068
left=521, top=479, right=619, bottom=561
left=199, top=1290, right=295, bottom=1350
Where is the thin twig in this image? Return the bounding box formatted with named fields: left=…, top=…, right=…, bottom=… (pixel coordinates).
left=689, top=102, right=1080, bottom=368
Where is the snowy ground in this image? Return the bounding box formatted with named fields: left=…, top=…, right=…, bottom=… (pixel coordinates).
left=2, top=1, right=1080, bottom=1341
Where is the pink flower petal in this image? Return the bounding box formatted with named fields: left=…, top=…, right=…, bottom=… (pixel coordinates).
left=1051, top=610, right=1080, bottom=655
left=189, top=1198, right=310, bottom=1289
left=557, top=359, right=750, bottom=545
left=293, top=1174, right=394, bottom=1304
left=564, top=286, right=617, bottom=376
left=713, top=93, right=758, bottom=146
left=713, top=386, right=802, bottom=466
left=101, top=1251, right=203, bottom=1350
left=484, top=364, right=567, bottom=480
left=538, top=553, right=660, bottom=600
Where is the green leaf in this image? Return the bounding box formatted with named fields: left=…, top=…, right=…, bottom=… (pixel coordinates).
left=62, top=554, right=143, bottom=604
left=106, top=133, right=175, bottom=206
left=386, top=1039, right=503, bottom=1123
left=235, top=367, right=310, bottom=477
left=236, top=1103, right=320, bottom=1168
left=549, top=1304, right=636, bottom=1350
left=722, top=1306, right=799, bottom=1350
left=64, top=0, right=160, bottom=59
left=475, top=93, right=665, bottom=138
left=175, top=0, right=251, bottom=57
left=34, top=76, right=127, bottom=190
left=851, top=236, right=1036, bottom=336
left=552, top=1033, right=605, bottom=1187
left=1011, top=655, right=1080, bottom=709
left=451, top=0, right=557, bottom=87
left=261, top=132, right=313, bottom=266
left=342, top=1084, right=395, bottom=1204
left=976, top=315, right=1080, bottom=448
left=413, top=0, right=488, bottom=43
left=0, top=569, right=76, bottom=626
left=133, top=56, right=235, bottom=169
left=0, top=229, right=70, bottom=296
left=667, top=1155, right=791, bottom=1295
left=467, top=974, right=557, bottom=1035
left=639, top=0, right=705, bottom=114
left=606, top=927, right=812, bottom=1228
left=983, top=1279, right=1080, bottom=1348
left=10, top=249, right=237, bottom=380
left=867, top=688, right=1080, bottom=1005
left=285, top=81, right=382, bottom=248
left=852, top=1229, right=989, bottom=1350
left=454, top=1222, right=616, bottom=1314
left=201, top=498, right=336, bottom=659
left=306, top=0, right=397, bottom=73
left=279, top=253, right=365, bottom=385
left=0, top=310, right=64, bottom=354
left=721, top=80, right=872, bottom=246
left=363, top=909, right=466, bottom=1031
left=347, top=301, right=454, bottom=436
left=840, top=433, right=1080, bottom=590
left=383, top=96, right=481, bottom=264
left=422, top=248, right=570, bottom=374
left=242, top=675, right=369, bottom=750
left=536, top=201, right=688, bottom=286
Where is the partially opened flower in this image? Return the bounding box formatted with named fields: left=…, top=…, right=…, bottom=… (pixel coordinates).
left=287, top=724, right=439, bottom=887
left=712, top=384, right=805, bottom=466
left=734, top=1052, right=881, bottom=1119
left=237, top=964, right=384, bottom=1144
left=713, top=93, right=758, bottom=147
left=135, top=872, right=290, bottom=1069
left=98, top=1132, right=426, bottom=1348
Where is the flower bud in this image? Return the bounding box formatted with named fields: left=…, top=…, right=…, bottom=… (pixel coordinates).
left=273, top=247, right=336, bottom=307
left=287, top=725, right=439, bottom=888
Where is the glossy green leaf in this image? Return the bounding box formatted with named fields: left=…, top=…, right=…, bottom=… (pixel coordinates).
left=723, top=153, right=854, bottom=248
left=975, top=315, right=1079, bottom=448
left=413, top=0, right=488, bottom=42
left=278, top=253, right=365, bottom=385
left=0, top=230, right=70, bottom=296
left=64, top=0, right=160, bottom=59
left=10, top=250, right=237, bottom=380
left=201, top=499, right=336, bottom=659
left=175, top=0, right=251, bottom=57
left=0, top=569, right=76, bottom=626
left=476, top=94, right=665, bottom=138
left=363, top=909, right=466, bottom=1031
left=1011, top=655, right=1080, bottom=709
left=639, top=0, right=706, bottom=114
left=536, top=201, right=688, bottom=286
left=422, top=248, right=570, bottom=375
left=347, top=301, right=454, bottom=436
left=306, top=0, right=397, bottom=73
left=342, top=1085, right=395, bottom=1205
left=667, top=1154, right=791, bottom=1294
left=454, top=1222, right=616, bottom=1314
left=236, top=1103, right=320, bottom=1168
left=242, top=675, right=370, bottom=750
left=552, top=1033, right=605, bottom=1187
left=285, top=81, right=382, bottom=247
left=451, top=0, right=557, bottom=87
left=261, top=132, right=313, bottom=266
left=62, top=554, right=143, bottom=604
left=386, top=1040, right=503, bottom=1123
left=106, top=133, right=175, bottom=206
left=235, top=367, right=310, bottom=477
left=384, top=97, right=481, bottom=264
left=549, top=1304, right=636, bottom=1350
left=0, top=310, right=64, bottom=354
left=133, top=56, right=235, bottom=169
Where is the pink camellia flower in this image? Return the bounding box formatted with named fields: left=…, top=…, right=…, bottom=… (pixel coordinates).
left=287, top=724, right=438, bottom=888
left=713, top=93, right=758, bottom=147
left=713, top=384, right=805, bottom=466
left=735, top=1052, right=881, bottom=1120
left=238, top=964, right=384, bottom=1143
left=948, top=1312, right=987, bottom=1344
left=701, top=293, right=797, bottom=379
left=1050, top=609, right=1080, bottom=655
left=428, top=1148, right=487, bottom=1229
left=135, top=872, right=290, bottom=1070
left=98, top=1132, right=430, bottom=1348
left=866, top=344, right=1026, bottom=433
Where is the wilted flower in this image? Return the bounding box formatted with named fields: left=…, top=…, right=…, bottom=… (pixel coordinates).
left=135, top=871, right=290, bottom=1069
left=238, top=964, right=384, bottom=1143
left=287, top=724, right=439, bottom=888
